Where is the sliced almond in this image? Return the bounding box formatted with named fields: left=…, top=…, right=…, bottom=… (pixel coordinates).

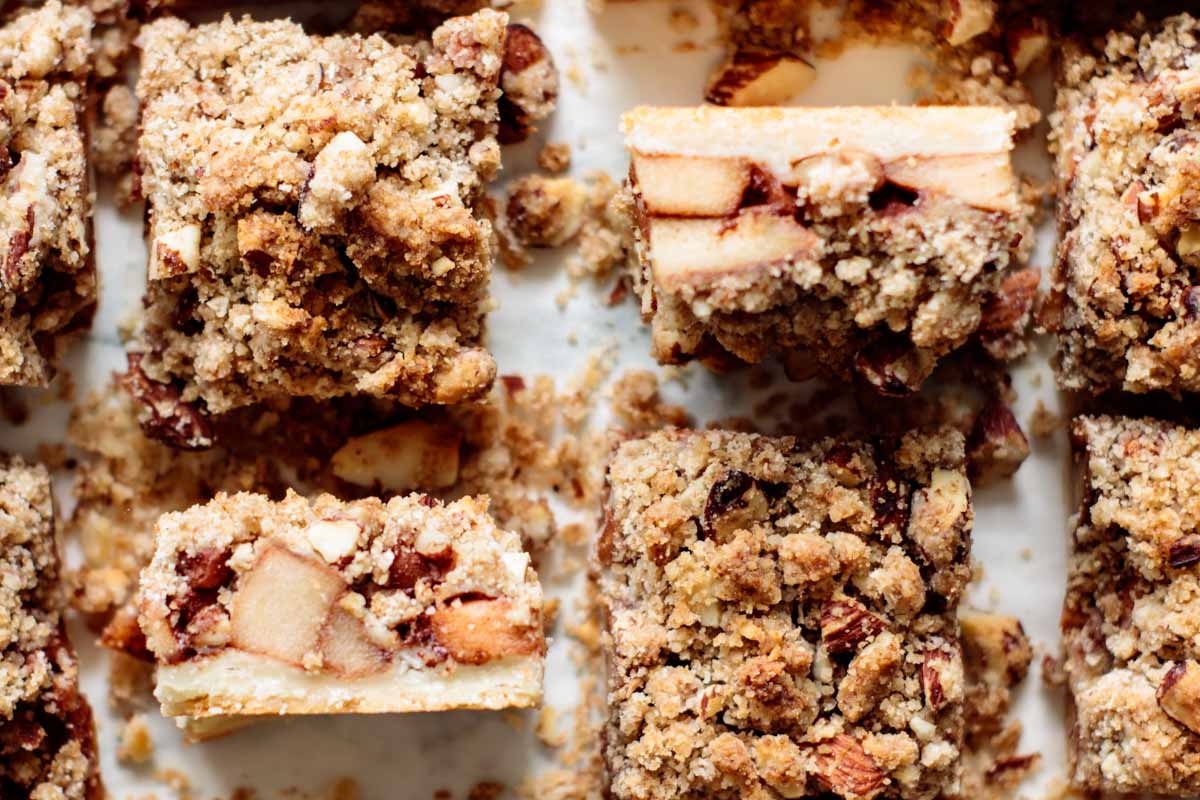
left=319, top=606, right=388, bottom=678
left=633, top=154, right=751, bottom=217
left=230, top=546, right=346, bottom=666
left=705, top=49, right=816, bottom=107
left=430, top=598, right=542, bottom=665
left=331, top=420, right=462, bottom=492
left=812, top=734, right=886, bottom=800
left=647, top=211, right=820, bottom=293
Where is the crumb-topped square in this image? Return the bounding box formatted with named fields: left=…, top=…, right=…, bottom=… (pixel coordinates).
left=0, top=1, right=94, bottom=386
left=129, top=10, right=507, bottom=446
left=1, top=456, right=102, bottom=799
left=597, top=427, right=973, bottom=800
left=1050, top=14, right=1200, bottom=396
left=1064, top=415, right=1200, bottom=793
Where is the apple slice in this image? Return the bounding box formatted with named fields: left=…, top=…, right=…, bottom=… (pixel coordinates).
left=331, top=420, right=462, bottom=492
left=319, top=606, right=388, bottom=677
left=633, top=154, right=751, bottom=217
left=230, top=546, right=346, bottom=665
left=431, top=598, right=542, bottom=665
left=883, top=153, right=1016, bottom=212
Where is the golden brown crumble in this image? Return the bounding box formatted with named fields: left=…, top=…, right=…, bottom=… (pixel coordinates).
left=538, top=142, right=572, bottom=174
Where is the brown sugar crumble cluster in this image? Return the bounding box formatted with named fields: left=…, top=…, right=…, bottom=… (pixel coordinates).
left=0, top=456, right=102, bottom=799
left=1063, top=415, right=1200, bottom=794
left=0, top=1, right=95, bottom=387
left=129, top=10, right=510, bottom=447
left=597, top=427, right=974, bottom=800
left=623, top=105, right=1032, bottom=393
left=137, top=490, right=545, bottom=727
left=1050, top=13, right=1200, bottom=396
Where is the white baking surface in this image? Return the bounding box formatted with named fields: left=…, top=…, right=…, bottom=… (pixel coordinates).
left=0, top=1, right=1074, bottom=797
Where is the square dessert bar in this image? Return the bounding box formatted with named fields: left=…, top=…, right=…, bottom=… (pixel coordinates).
left=138, top=491, right=544, bottom=722
left=0, top=2, right=94, bottom=386
left=1, top=456, right=102, bottom=799
left=1063, top=415, right=1200, bottom=794
left=597, top=427, right=973, bottom=800
left=1050, top=13, right=1200, bottom=396
left=129, top=10, right=507, bottom=444
left=623, top=105, right=1031, bottom=394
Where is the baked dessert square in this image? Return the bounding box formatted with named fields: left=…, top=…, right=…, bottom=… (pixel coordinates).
left=1063, top=415, right=1200, bottom=794
left=1, top=456, right=102, bottom=799
left=1050, top=13, right=1200, bottom=396
left=623, top=105, right=1031, bottom=393
left=138, top=491, right=545, bottom=722
left=129, top=10, right=507, bottom=446
left=597, top=427, right=973, bottom=800
left=0, top=1, right=95, bottom=386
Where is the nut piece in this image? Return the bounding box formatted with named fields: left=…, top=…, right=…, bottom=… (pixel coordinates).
left=967, top=399, right=1031, bottom=485
left=430, top=598, right=542, bottom=664
left=1006, top=20, right=1050, bottom=75
left=838, top=631, right=903, bottom=722
left=331, top=420, right=462, bottom=492
left=230, top=546, right=346, bottom=666
left=498, top=23, right=558, bottom=144
left=921, top=646, right=965, bottom=712
left=505, top=174, right=587, bottom=247
left=1158, top=661, right=1200, bottom=734
left=820, top=597, right=888, bottom=654
left=299, top=131, right=375, bottom=231
left=906, top=468, right=970, bottom=568
left=960, top=611, right=1031, bottom=690
left=812, top=734, right=887, bottom=800
left=705, top=49, right=816, bottom=107
left=943, top=0, right=995, bottom=46
left=1179, top=224, right=1200, bottom=265
left=306, top=519, right=361, bottom=563
left=151, top=224, right=202, bottom=279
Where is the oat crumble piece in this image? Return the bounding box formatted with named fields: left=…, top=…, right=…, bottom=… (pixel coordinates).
left=138, top=491, right=545, bottom=724
left=0, top=1, right=95, bottom=387
left=1063, top=415, right=1200, bottom=793
left=129, top=10, right=510, bottom=445
left=597, top=427, right=972, bottom=799
left=538, top=142, right=572, bottom=174
left=1050, top=14, right=1200, bottom=396
left=0, top=456, right=102, bottom=799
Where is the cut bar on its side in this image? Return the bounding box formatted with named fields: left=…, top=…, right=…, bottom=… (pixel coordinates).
left=1063, top=415, right=1200, bottom=794
left=1050, top=13, right=1200, bottom=396
left=138, top=491, right=545, bottom=721
left=597, top=427, right=973, bottom=800
left=623, top=105, right=1031, bottom=393
left=129, top=10, right=509, bottom=447
left=0, top=1, right=95, bottom=386
left=0, top=456, right=102, bottom=799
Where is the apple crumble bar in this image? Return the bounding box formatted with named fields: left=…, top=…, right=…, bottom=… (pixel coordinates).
left=138, top=491, right=545, bottom=721
left=1, top=456, right=102, bottom=799
left=1050, top=13, right=1200, bottom=396
left=1063, top=415, right=1200, bottom=793
left=0, top=1, right=94, bottom=386
left=129, top=10, right=509, bottom=446
left=623, top=106, right=1031, bottom=393
left=597, top=427, right=973, bottom=799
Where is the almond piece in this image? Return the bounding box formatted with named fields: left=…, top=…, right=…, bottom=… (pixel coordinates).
left=820, top=598, right=888, bottom=654
left=499, top=23, right=558, bottom=144
left=967, top=400, right=1030, bottom=486
left=151, top=224, right=201, bottom=280
left=921, top=646, right=965, bottom=712
left=705, top=49, right=816, bottom=107
left=319, top=606, right=388, bottom=678
left=430, top=598, right=542, bottom=665
left=1158, top=661, right=1200, bottom=733
left=306, top=519, right=361, bottom=564
left=943, top=0, right=995, bottom=46
left=230, top=545, right=346, bottom=666
left=299, top=130, right=375, bottom=231
left=632, top=154, right=751, bottom=217
left=331, top=420, right=462, bottom=492
left=812, top=734, right=886, bottom=800
left=906, top=469, right=970, bottom=568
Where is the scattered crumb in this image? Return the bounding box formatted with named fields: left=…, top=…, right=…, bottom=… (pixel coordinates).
left=608, top=370, right=692, bottom=431
left=1029, top=400, right=1062, bottom=439
left=667, top=6, right=699, bottom=34
left=1020, top=547, right=1033, bottom=561
left=117, top=714, right=155, bottom=765
left=537, top=142, right=572, bottom=173
left=466, top=782, right=504, bottom=800
left=536, top=707, right=568, bottom=748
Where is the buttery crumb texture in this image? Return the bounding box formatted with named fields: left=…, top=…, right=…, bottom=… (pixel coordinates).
left=138, top=491, right=545, bottom=720
left=597, top=427, right=973, bottom=800
left=1050, top=13, right=1200, bottom=396
left=1, top=456, right=103, bottom=799
left=0, top=1, right=95, bottom=387
left=1064, top=415, right=1200, bottom=794
left=130, top=10, right=507, bottom=443
left=623, top=106, right=1032, bottom=394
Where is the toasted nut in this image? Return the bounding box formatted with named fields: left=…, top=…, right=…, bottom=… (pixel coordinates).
left=430, top=598, right=543, bottom=664
left=906, top=469, right=971, bottom=568
left=306, top=519, right=361, bottom=563
left=499, top=24, right=558, bottom=144
left=812, top=734, right=886, bottom=800
left=152, top=224, right=201, bottom=279
left=838, top=631, right=902, bottom=723
left=921, top=646, right=964, bottom=712
left=705, top=48, right=815, bottom=107
left=1158, top=661, right=1200, bottom=733
left=943, top=0, right=995, bottom=46
left=505, top=174, right=587, bottom=247
left=123, top=354, right=214, bottom=450
left=961, top=611, right=1032, bottom=690
left=967, top=399, right=1031, bottom=485
left=331, top=420, right=462, bottom=492
left=1006, top=20, right=1050, bottom=74
left=702, top=469, right=768, bottom=538
left=99, top=602, right=153, bottom=662
left=820, top=597, right=888, bottom=654
left=300, top=131, right=375, bottom=231
left=1169, top=534, right=1200, bottom=567
left=1178, top=224, right=1200, bottom=265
